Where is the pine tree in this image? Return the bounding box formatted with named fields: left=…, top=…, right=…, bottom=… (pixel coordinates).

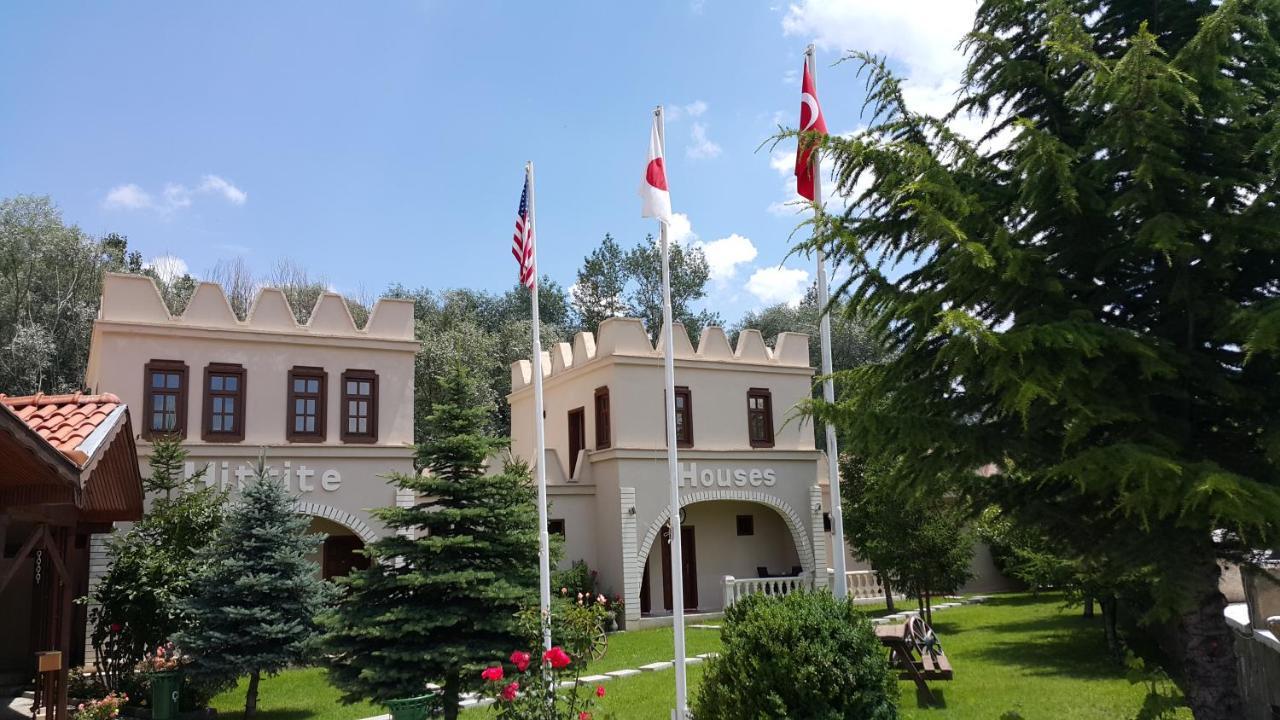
left=320, top=367, right=540, bottom=720
left=178, top=459, right=330, bottom=718
left=800, top=2, right=1280, bottom=717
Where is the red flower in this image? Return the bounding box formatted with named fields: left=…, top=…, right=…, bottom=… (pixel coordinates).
left=481, top=666, right=504, bottom=682
left=543, top=646, right=571, bottom=669
left=510, top=651, right=531, bottom=672
left=579, top=713, right=591, bottom=720
left=595, top=685, right=605, bottom=698
left=500, top=682, right=519, bottom=702
left=156, top=646, right=166, bottom=658
left=109, top=623, right=122, bottom=634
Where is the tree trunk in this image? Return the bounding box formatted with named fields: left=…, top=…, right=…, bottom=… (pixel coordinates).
left=1178, top=560, right=1244, bottom=720
left=244, top=669, right=260, bottom=719
left=883, top=580, right=896, bottom=613
left=924, top=591, right=933, bottom=626
left=441, top=671, right=460, bottom=720
left=1100, top=594, right=1119, bottom=656
left=1083, top=595, right=1095, bottom=619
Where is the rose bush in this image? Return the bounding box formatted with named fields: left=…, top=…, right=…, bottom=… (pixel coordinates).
left=73, top=692, right=128, bottom=720
left=478, top=646, right=610, bottom=720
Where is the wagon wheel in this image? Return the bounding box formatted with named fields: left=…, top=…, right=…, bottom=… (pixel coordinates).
left=590, top=621, right=609, bottom=661
left=905, top=615, right=941, bottom=658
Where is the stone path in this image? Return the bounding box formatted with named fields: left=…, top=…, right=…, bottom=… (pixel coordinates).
left=358, top=595, right=991, bottom=718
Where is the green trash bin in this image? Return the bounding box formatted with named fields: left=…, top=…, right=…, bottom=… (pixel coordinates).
left=384, top=694, right=436, bottom=720
left=149, top=671, right=181, bottom=720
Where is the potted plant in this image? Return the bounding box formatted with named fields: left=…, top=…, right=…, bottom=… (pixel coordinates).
left=139, top=643, right=183, bottom=720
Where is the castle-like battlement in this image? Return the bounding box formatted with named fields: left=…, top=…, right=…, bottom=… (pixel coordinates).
left=510, top=316, right=811, bottom=391
left=96, top=272, right=415, bottom=342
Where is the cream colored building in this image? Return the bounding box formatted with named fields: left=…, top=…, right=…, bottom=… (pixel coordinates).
left=509, top=317, right=847, bottom=625
left=84, top=273, right=417, bottom=578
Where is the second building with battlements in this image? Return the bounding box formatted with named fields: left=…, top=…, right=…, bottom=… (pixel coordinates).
left=508, top=317, right=840, bottom=625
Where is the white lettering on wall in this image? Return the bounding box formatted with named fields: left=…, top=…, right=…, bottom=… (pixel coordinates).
left=183, top=461, right=342, bottom=494
left=678, top=462, right=777, bottom=489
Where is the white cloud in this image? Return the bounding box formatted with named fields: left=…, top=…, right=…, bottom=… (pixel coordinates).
left=102, top=174, right=247, bottom=213
left=667, top=212, right=697, bottom=246
left=747, top=265, right=811, bottom=306
left=781, top=0, right=1002, bottom=144
left=696, top=234, right=758, bottom=282
left=199, top=175, right=248, bottom=205
left=665, top=100, right=710, bottom=123
left=144, top=254, right=189, bottom=284
left=102, top=184, right=154, bottom=210
left=687, top=122, right=722, bottom=160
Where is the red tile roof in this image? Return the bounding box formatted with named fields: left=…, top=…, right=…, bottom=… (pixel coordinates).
left=0, top=392, right=122, bottom=466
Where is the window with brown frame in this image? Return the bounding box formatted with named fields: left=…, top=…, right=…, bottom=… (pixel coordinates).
left=202, top=363, right=246, bottom=442
left=341, top=369, right=378, bottom=443
left=674, top=386, right=693, bottom=448
left=144, top=360, right=188, bottom=439
left=747, top=388, right=775, bottom=448
left=594, top=386, right=611, bottom=450
left=287, top=367, right=327, bottom=442
left=548, top=519, right=566, bottom=538
left=736, top=514, right=755, bottom=536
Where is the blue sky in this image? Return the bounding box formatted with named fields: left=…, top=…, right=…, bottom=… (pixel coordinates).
left=0, top=1, right=975, bottom=322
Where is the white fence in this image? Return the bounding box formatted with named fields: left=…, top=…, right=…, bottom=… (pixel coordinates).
left=722, top=570, right=898, bottom=608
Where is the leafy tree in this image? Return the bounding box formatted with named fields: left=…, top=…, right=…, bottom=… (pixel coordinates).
left=179, top=460, right=330, bottom=719
left=86, top=436, right=225, bottom=689
left=800, top=1, right=1280, bottom=716
left=570, top=234, right=720, bottom=341
left=839, top=456, right=973, bottom=624
left=0, top=196, right=138, bottom=394
left=572, top=233, right=629, bottom=332
left=320, top=367, right=540, bottom=720
left=388, top=281, right=574, bottom=439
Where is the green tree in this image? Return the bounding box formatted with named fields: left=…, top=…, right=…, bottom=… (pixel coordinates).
left=572, top=233, right=629, bottom=332
left=179, top=460, right=330, bottom=718
left=801, top=2, right=1280, bottom=716
left=320, top=368, right=540, bottom=720
left=86, top=436, right=225, bottom=689
left=0, top=196, right=139, bottom=394
left=839, top=456, right=973, bottom=624
left=569, top=234, right=720, bottom=341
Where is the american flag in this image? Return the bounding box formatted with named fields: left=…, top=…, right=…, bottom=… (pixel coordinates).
left=512, top=176, right=535, bottom=289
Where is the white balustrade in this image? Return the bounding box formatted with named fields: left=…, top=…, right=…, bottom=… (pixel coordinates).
left=721, top=570, right=901, bottom=609
left=722, top=574, right=811, bottom=608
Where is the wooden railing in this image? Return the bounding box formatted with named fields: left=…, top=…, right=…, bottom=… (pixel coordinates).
left=722, top=570, right=900, bottom=608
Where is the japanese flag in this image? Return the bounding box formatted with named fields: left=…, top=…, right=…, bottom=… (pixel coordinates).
left=639, top=113, right=673, bottom=225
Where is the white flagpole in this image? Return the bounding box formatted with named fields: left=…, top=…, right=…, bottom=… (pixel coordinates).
left=655, top=105, right=689, bottom=720
left=807, top=44, right=849, bottom=600
left=527, top=160, right=554, bottom=652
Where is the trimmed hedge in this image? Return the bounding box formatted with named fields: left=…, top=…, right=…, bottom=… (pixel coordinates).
left=692, top=591, right=898, bottom=720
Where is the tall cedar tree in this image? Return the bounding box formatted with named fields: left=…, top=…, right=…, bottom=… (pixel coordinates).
left=178, top=461, right=330, bottom=719
left=320, top=368, right=540, bottom=720
left=799, top=2, right=1280, bottom=718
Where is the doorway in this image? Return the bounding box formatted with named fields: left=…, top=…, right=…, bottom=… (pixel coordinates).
left=660, top=525, right=698, bottom=610
left=322, top=535, right=369, bottom=579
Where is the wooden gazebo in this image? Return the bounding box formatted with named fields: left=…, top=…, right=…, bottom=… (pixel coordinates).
left=0, top=393, right=143, bottom=720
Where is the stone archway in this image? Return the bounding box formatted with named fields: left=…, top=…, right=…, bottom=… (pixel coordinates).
left=292, top=501, right=379, bottom=544
left=634, top=489, right=815, bottom=582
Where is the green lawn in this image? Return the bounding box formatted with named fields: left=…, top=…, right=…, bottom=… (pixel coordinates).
left=211, top=593, right=1190, bottom=720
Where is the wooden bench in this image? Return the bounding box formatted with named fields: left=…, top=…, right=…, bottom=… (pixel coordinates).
left=875, top=617, right=953, bottom=704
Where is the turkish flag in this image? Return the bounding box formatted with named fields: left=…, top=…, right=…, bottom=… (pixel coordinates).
left=795, top=59, right=828, bottom=201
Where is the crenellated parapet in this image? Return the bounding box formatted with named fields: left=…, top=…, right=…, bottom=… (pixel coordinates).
left=510, top=317, right=811, bottom=391
left=96, top=272, right=415, bottom=341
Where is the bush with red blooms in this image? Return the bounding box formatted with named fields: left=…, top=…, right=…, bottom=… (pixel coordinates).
left=478, top=646, right=612, bottom=720
left=73, top=692, right=128, bottom=720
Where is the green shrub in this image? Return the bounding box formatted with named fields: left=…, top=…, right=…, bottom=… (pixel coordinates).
left=693, top=591, right=898, bottom=720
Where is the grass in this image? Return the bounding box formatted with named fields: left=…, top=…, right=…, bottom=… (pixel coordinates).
left=211, top=593, right=1191, bottom=720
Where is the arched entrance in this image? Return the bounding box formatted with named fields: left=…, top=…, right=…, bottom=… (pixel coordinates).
left=303, top=515, right=373, bottom=580
left=636, top=498, right=809, bottom=614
